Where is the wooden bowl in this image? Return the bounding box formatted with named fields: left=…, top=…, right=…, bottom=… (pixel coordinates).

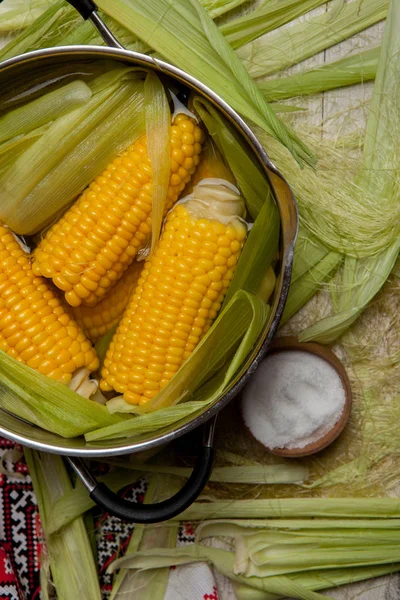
left=241, top=336, right=352, bottom=458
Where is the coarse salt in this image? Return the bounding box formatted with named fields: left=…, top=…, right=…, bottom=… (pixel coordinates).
left=241, top=350, right=346, bottom=450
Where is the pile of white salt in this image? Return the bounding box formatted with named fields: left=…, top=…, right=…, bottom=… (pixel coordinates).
left=241, top=350, right=346, bottom=450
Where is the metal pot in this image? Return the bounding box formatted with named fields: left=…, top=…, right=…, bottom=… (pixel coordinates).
left=0, top=0, right=297, bottom=523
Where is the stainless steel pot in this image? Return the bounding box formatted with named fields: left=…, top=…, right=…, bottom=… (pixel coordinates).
left=0, top=0, right=297, bottom=523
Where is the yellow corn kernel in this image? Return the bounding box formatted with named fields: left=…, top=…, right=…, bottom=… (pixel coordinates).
left=70, top=260, right=143, bottom=343
left=0, top=224, right=99, bottom=385
left=33, top=114, right=205, bottom=308
left=100, top=181, right=247, bottom=405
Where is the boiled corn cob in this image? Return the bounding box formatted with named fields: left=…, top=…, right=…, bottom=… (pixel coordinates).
left=100, top=179, right=247, bottom=406
left=71, top=260, right=143, bottom=344
left=0, top=223, right=99, bottom=393
left=32, top=113, right=204, bottom=308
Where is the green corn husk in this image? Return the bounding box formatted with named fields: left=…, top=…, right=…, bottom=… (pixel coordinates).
left=95, top=0, right=314, bottom=167
left=238, top=544, right=400, bottom=578
left=0, top=80, right=92, bottom=144
left=290, top=227, right=331, bottom=285
left=0, top=351, right=125, bottom=437
left=195, top=519, right=400, bottom=541
left=107, top=463, right=309, bottom=484
left=233, top=584, right=278, bottom=600
left=259, top=47, right=380, bottom=102
left=110, top=541, right=400, bottom=585
left=107, top=543, right=400, bottom=599
left=0, top=1, right=79, bottom=61
left=257, top=266, right=276, bottom=303
left=194, top=98, right=271, bottom=219
left=95, top=325, right=118, bottom=368
left=24, top=449, right=101, bottom=600
left=0, top=2, right=144, bottom=59
left=47, top=468, right=142, bottom=534
left=0, top=125, right=50, bottom=178
left=281, top=250, right=343, bottom=326
left=0, top=70, right=146, bottom=235
left=0, top=0, right=52, bottom=32
left=107, top=546, right=332, bottom=600
left=239, top=0, right=388, bottom=79
left=111, top=475, right=179, bottom=600
left=233, top=563, right=400, bottom=600
left=202, top=0, right=248, bottom=19
left=221, top=0, right=328, bottom=50
left=299, top=0, right=400, bottom=342
left=144, top=71, right=171, bottom=254
left=0, top=0, right=247, bottom=61
left=172, top=497, right=400, bottom=521
left=299, top=244, right=400, bottom=342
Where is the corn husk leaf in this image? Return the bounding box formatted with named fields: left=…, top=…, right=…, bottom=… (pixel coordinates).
left=299, top=243, right=400, bottom=342
left=0, top=0, right=247, bottom=61
left=24, top=449, right=101, bottom=600
left=174, top=497, right=400, bottom=521
left=196, top=519, right=400, bottom=540
left=239, top=545, right=400, bottom=578
left=0, top=0, right=53, bottom=33
left=194, top=98, right=272, bottom=219
left=281, top=250, right=342, bottom=326
left=0, top=71, right=146, bottom=235
left=239, top=0, right=388, bottom=79
left=290, top=227, right=330, bottom=285
left=202, top=0, right=247, bottom=19
left=107, top=545, right=332, bottom=600
left=0, top=351, right=125, bottom=438
left=0, top=126, right=50, bottom=177
left=257, top=266, right=276, bottom=303
left=111, top=475, right=179, bottom=600
left=229, top=201, right=280, bottom=304
left=96, top=0, right=314, bottom=167
left=299, top=0, right=400, bottom=342
left=108, top=542, right=400, bottom=599
left=221, top=0, right=328, bottom=50
left=233, top=564, right=400, bottom=598
left=47, top=468, right=142, bottom=535
left=144, top=72, right=171, bottom=255
left=95, top=325, right=118, bottom=367
left=259, top=47, right=380, bottom=102
left=106, top=462, right=309, bottom=484
left=0, top=80, right=92, bottom=144
left=0, top=1, right=78, bottom=61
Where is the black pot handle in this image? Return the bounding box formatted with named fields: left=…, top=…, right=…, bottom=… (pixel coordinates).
left=66, top=0, right=125, bottom=49
left=66, top=0, right=97, bottom=20
left=68, top=418, right=216, bottom=524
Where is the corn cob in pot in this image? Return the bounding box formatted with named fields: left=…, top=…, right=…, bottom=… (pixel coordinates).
left=33, top=113, right=205, bottom=308
left=70, top=260, right=143, bottom=343
left=101, top=179, right=248, bottom=406
left=0, top=223, right=99, bottom=397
